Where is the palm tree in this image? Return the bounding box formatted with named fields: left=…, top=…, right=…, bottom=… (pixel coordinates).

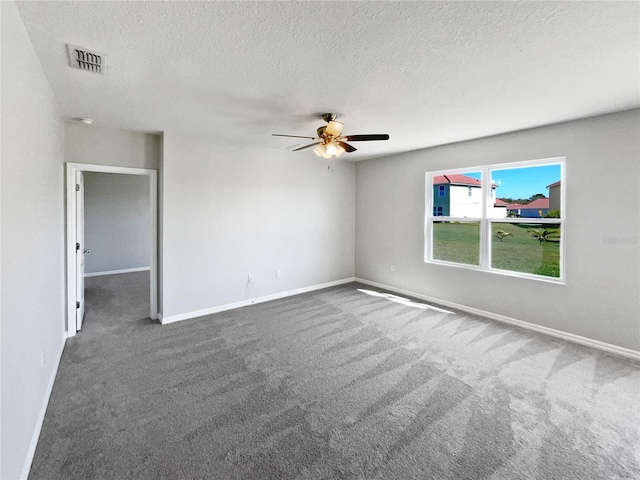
left=494, top=229, right=512, bottom=242
left=531, top=228, right=550, bottom=245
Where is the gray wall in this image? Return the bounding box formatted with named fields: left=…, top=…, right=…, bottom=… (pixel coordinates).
left=65, top=123, right=160, bottom=170
left=355, top=109, right=640, bottom=351
left=161, top=133, right=356, bottom=318
left=84, top=172, right=151, bottom=274
left=1, top=2, right=66, bottom=479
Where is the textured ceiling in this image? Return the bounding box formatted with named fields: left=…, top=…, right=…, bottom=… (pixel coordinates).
left=16, top=1, right=640, bottom=161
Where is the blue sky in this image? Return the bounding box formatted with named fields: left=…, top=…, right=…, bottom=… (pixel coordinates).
left=464, top=164, right=561, bottom=199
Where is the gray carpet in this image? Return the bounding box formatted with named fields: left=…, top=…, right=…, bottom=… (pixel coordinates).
left=29, top=272, right=640, bottom=479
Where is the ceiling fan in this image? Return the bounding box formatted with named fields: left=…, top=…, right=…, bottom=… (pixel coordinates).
left=272, top=113, right=390, bottom=160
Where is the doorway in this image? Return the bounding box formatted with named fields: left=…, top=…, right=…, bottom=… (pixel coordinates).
left=66, top=163, right=158, bottom=336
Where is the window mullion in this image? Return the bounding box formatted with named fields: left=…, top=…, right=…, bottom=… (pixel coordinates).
left=479, top=167, right=490, bottom=269
left=424, top=172, right=433, bottom=263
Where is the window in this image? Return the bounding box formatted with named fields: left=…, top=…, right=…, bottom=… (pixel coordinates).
left=426, top=158, right=564, bottom=282
left=439, top=185, right=446, bottom=197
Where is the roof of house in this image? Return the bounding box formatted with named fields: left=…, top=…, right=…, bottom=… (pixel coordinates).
left=525, top=198, right=550, bottom=209
left=494, top=199, right=509, bottom=206
left=546, top=180, right=561, bottom=188
left=433, top=174, right=481, bottom=186
left=433, top=174, right=497, bottom=188
left=507, top=198, right=549, bottom=209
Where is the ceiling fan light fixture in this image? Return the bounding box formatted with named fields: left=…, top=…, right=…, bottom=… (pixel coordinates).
left=325, top=121, right=344, bottom=137
left=314, top=144, right=331, bottom=159
left=325, top=142, right=338, bottom=157
left=334, top=143, right=346, bottom=157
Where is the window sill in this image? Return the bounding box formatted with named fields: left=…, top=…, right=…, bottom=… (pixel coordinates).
left=425, top=259, right=565, bottom=285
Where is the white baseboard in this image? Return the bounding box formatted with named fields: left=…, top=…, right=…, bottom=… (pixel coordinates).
left=160, top=277, right=356, bottom=325
left=20, top=335, right=67, bottom=480
left=84, top=267, right=150, bottom=278
left=355, top=278, right=640, bottom=362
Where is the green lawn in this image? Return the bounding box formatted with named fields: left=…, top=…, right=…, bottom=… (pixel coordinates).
left=432, top=222, right=480, bottom=266
left=432, top=222, right=561, bottom=277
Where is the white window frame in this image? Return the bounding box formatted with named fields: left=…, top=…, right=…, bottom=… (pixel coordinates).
left=425, top=157, right=565, bottom=284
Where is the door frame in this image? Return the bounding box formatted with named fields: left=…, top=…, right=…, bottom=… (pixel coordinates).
left=76, top=170, right=85, bottom=331
left=66, top=162, right=158, bottom=336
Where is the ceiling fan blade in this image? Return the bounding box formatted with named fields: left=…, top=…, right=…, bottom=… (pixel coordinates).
left=293, top=142, right=321, bottom=151
left=272, top=134, right=319, bottom=139
left=337, top=141, right=357, bottom=153
left=343, top=134, right=390, bottom=142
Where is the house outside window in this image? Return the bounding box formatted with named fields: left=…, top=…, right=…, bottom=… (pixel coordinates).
left=426, top=158, right=565, bottom=282
left=547, top=180, right=561, bottom=211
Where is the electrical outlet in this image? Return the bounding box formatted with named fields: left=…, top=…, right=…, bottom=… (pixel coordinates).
left=390, top=265, right=395, bottom=272
left=248, top=274, right=254, bottom=283
left=276, top=269, right=281, bottom=278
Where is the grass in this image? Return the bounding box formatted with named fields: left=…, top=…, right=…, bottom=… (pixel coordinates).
left=432, top=222, right=561, bottom=277
left=432, top=222, right=480, bottom=266
left=492, top=223, right=560, bottom=277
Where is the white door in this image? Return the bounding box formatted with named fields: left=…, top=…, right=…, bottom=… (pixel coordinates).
left=76, top=171, right=86, bottom=331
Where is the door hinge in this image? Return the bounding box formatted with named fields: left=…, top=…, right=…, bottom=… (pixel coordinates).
left=76, top=301, right=80, bottom=308
left=76, top=184, right=80, bottom=191
left=76, top=243, right=80, bottom=251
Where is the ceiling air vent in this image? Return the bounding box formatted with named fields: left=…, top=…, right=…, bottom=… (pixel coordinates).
left=66, top=45, right=105, bottom=74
